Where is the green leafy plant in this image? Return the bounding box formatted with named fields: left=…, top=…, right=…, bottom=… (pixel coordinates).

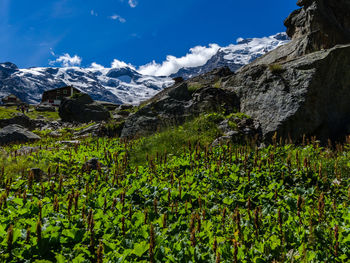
left=0, top=123, right=349, bottom=262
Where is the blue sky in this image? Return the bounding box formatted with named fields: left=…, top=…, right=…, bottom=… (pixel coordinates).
left=0, top=0, right=296, bottom=69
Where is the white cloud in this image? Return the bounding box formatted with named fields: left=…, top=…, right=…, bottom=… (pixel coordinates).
left=128, top=0, right=138, bottom=8
left=111, top=59, right=135, bottom=70
left=109, top=14, right=126, bottom=23
left=50, top=53, right=82, bottom=67
left=91, top=10, right=98, bottom=16
left=137, top=44, right=220, bottom=76
left=90, top=62, right=105, bottom=70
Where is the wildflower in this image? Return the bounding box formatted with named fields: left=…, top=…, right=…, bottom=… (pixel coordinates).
left=97, top=241, right=104, bottom=263
left=7, top=224, right=13, bottom=254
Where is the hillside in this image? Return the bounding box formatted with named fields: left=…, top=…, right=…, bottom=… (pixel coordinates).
left=0, top=0, right=349, bottom=262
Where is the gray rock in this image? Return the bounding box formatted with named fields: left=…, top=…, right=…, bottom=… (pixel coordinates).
left=285, top=0, right=350, bottom=54
left=0, top=124, right=41, bottom=145
left=112, top=114, right=126, bottom=122
left=57, top=140, right=80, bottom=146
left=35, top=104, right=56, bottom=112
left=248, top=0, right=350, bottom=66
left=17, top=146, right=40, bottom=155
left=48, top=131, right=62, bottom=137
left=212, top=136, right=232, bottom=148
left=217, top=115, right=261, bottom=144
left=225, top=44, right=350, bottom=142
left=74, top=123, right=102, bottom=137
left=0, top=114, right=36, bottom=130
left=59, top=93, right=110, bottom=123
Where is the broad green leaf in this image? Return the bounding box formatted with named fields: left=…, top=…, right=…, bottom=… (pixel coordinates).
left=132, top=241, right=150, bottom=257
left=55, top=254, right=66, bottom=263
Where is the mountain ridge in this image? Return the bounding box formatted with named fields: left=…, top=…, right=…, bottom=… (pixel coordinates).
left=0, top=33, right=289, bottom=105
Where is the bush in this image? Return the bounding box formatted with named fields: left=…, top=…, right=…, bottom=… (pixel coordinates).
left=187, top=83, right=202, bottom=93
left=269, top=63, right=285, bottom=74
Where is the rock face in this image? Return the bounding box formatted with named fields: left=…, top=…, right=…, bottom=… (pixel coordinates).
left=225, top=45, right=350, bottom=141
left=222, top=0, right=350, bottom=142
left=285, top=0, right=350, bottom=53
left=0, top=124, right=41, bottom=145
left=59, top=94, right=111, bottom=123
left=249, top=0, right=350, bottom=66
left=121, top=68, right=239, bottom=138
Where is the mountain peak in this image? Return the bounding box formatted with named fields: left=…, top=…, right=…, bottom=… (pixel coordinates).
left=0, top=62, right=18, bottom=71
left=171, top=33, right=290, bottom=79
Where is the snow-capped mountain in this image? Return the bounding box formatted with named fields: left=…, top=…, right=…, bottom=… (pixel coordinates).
left=0, top=63, right=173, bottom=105
left=0, top=33, right=289, bottom=105
left=171, top=33, right=290, bottom=79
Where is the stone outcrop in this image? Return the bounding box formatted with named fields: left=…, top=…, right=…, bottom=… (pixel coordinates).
left=0, top=114, right=36, bottom=130
left=59, top=93, right=110, bottom=123
left=212, top=115, right=262, bottom=147
left=285, top=0, right=350, bottom=52
left=0, top=124, right=41, bottom=145
left=249, top=0, right=350, bottom=66
left=219, top=0, right=350, bottom=142
left=225, top=44, right=350, bottom=142
left=121, top=68, right=239, bottom=138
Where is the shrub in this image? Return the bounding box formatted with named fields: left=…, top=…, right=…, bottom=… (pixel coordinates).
left=214, top=80, right=222, bottom=89
left=187, top=83, right=202, bottom=93
left=269, top=63, right=285, bottom=74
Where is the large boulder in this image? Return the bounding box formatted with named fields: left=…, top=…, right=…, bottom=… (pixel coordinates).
left=0, top=124, right=41, bottom=145
left=59, top=94, right=110, bottom=123
left=225, top=44, right=350, bottom=142
left=0, top=114, right=36, bottom=130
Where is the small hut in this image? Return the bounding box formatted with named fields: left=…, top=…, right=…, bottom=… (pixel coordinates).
left=41, top=86, right=81, bottom=106
left=1, top=94, right=22, bottom=106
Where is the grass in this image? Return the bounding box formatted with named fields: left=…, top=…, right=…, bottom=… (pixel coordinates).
left=130, top=113, right=224, bottom=165
left=213, top=79, right=222, bottom=89
left=0, top=106, right=60, bottom=121
left=0, top=106, right=18, bottom=119
left=26, top=109, right=60, bottom=121
left=187, top=83, right=202, bottom=94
